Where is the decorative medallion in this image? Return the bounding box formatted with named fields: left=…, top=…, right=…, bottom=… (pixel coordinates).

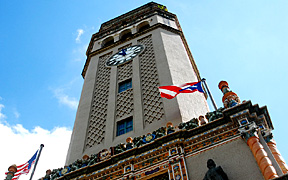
left=143, top=133, right=156, bottom=143
left=125, top=165, right=132, bottom=173
left=239, top=118, right=248, bottom=126
left=60, top=167, right=71, bottom=176
left=170, top=148, right=177, bottom=156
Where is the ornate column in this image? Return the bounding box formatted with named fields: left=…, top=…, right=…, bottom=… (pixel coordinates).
left=264, top=132, right=288, bottom=174
left=218, top=81, right=241, bottom=108
left=5, top=164, right=17, bottom=180
left=239, top=122, right=278, bottom=180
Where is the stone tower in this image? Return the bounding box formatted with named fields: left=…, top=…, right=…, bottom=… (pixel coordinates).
left=66, top=2, right=209, bottom=165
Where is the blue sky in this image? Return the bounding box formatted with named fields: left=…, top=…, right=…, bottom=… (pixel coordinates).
left=0, top=0, right=287, bottom=179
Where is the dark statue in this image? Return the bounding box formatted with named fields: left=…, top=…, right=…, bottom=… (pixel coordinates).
left=74, top=159, right=84, bottom=169
left=88, top=153, right=99, bottom=166
left=133, top=136, right=144, bottom=147
left=203, top=159, right=228, bottom=180
left=205, top=108, right=224, bottom=122
left=43, top=169, right=51, bottom=180
left=50, top=168, right=62, bottom=180
left=126, top=141, right=134, bottom=150
left=178, top=118, right=198, bottom=130
left=167, top=124, right=175, bottom=134
left=114, top=143, right=126, bottom=154
left=69, top=161, right=78, bottom=171
left=153, top=127, right=166, bottom=138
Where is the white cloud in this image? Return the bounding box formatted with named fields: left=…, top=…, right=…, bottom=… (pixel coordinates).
left=0, top=122, right=72, bottom=180
left=0, top=104, right=6, bottom=120
left=53, top=88, right=78, bottom=110
left=75, top=29, right=84, bottom=43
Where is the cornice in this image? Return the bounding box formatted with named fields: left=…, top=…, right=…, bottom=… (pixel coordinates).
left=45, top=101, right=274, bottom=180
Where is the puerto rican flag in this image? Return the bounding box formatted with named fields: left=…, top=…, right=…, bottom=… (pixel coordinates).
left=159, top=81, right=204, bottom=99
left=5, top=150, right=38, bottom=180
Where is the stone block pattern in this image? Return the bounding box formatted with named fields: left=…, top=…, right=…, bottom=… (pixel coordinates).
left=138, top=35, right=165, bottom=125
left=116, top=61, right=133, bottom=119
left=85, top=53, right=112, bottom=149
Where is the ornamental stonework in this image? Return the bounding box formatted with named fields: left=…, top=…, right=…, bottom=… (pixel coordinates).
left=85, top=52, right=112, bottom=149
left=116, top=61, right=133, bottom=119
left=138, top=35, right=165, bottom=125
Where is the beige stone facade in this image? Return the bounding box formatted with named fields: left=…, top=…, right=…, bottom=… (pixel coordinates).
left=66, top=2, right=209, bottom=165
left=48, top=2, right=288, bottom=180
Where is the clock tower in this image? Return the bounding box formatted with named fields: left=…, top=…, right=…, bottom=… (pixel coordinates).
left=66, top=2, right=209, bottom=165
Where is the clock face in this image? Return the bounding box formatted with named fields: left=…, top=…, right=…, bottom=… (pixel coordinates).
left=106, top=45, right=144, bottom=67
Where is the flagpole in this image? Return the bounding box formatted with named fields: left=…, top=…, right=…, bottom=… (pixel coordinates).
left=29, top=144, right=44, bottom=180
left=201, top=78, right=218, bottom=111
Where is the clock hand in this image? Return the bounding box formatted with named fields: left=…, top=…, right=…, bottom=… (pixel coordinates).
left=118, top=49, right=127, bottom=56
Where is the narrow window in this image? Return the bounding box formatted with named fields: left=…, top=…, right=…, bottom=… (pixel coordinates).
left=117, top=117, right=133, bottom=136
left=118, top=79, right=132, bottom=93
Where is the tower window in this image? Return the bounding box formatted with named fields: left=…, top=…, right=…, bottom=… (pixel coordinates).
left=120, top=29, right=132, bottom=41
left=137, top=21, right=150, bottom=33
left=117, top=117, right=133, bottom=136
left=102, top=36, right=114, bottom=48
left=118, top=79, right=132, bottom=93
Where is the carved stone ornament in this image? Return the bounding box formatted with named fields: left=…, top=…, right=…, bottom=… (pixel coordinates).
left=238, top=121, right=258, bottom=142
left=205, top=107, right=224, bottom=122
left=99, top=149, right=111, bottom=161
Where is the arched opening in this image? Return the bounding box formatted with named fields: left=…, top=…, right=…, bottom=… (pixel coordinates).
left=137, top=21, right=150, bottom=33
left=119, top=29, right=132, bottom=41
left=101, top=36, right=114, bottom=48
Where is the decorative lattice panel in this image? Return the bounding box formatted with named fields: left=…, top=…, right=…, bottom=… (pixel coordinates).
left=138, top=35, right=165, bottom=124
left=117, top=61, right=133, bottom=82
left=116, top=61, right=133, bottom=119
left=85, top=52, right=112, bottom=149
